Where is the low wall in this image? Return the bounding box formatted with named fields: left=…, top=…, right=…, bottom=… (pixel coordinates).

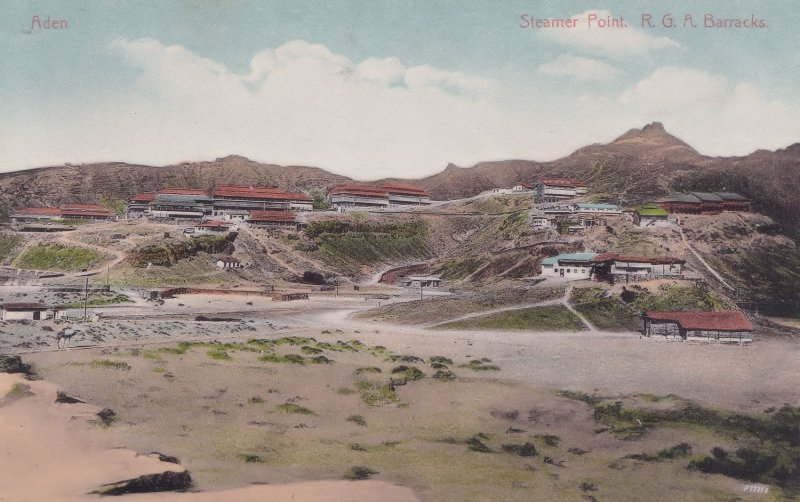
left=160, top=287, right=275, bottom=299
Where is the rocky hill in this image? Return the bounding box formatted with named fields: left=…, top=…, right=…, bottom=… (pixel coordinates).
left=2, top=123, right=799, bottom=239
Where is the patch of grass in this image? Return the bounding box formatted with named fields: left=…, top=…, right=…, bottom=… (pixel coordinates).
left=5, top=382, right=33, bottom=399
left=300, top=345, right=323, bottom=355
left=152, top=366, right=166, bottom=374
left=688, top=446, right=800, bottom=494
left=502, top=442, right=537, bottom=457
left=624, top=443, right=692, bottom=462
left=437, top=306, right=585, bottom=331
left=343, top=465, right=378, bottom=480
left=14, top=243, right=108, bottom=271
left=432, top=370, right=456, bottom=381
left=435, top=257, right=487, bottom=280
left=336, top=387, right=354, bottom=396
left=347, top=414, right=367, bottom=426
left=534, top=434, right=561, bottom=447
left=276, top=403, right=314, bottom=415
left=207, top=348, right=232, bottom=361
left=629, top=284, right=729, bottom=313
left=259, top=353, right=306, bottom=364
left=429, top=356, right=454, bottom=365
left=355, top=366, right=382, bottom=375
left=274, top=336, right=316, bottom=346
left=460, top=360, right=500, bottom=372
left=390, top=365, right=425, bottom=381
left=0, top=234, right=23, bottom=262
left=141, top=350, right=162, bottom=360
left=309, top=355, right=334, bottom=364
left=240, top=454, right=267, bottom=463
left=467, top=434, right=493, bottom=453
left=356, top=380, right=399, bottom=407
left=569, top=287, right=639, bottom=331
left=555, top=389, right=604, bottom=406
left=90, top=359, right=131, bottom=371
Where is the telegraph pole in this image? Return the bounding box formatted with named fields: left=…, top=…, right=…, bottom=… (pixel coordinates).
left=83, top=277, right=89, bottom=321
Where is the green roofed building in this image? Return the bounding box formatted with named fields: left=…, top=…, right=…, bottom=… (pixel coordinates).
left=634, top=204, right=671, bottom=228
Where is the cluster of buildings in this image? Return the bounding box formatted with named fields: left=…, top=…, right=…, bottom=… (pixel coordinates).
left=540, top=252, right=685, bottom=282
left=328, top=183, right=431, bottom=209
left=10, top=204, right=116, bottom=225
left=531, top=202, right=623, bottom=233
left=633, top=192, right=751, bottom=228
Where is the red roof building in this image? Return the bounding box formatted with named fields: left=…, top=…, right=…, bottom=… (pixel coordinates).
left=10, top=207, right=62, bottom=221
left=643, top=311, right=753, bottom=340
left=128, top=192, right=156, bottom=203
left=246, top=210, right=298, bottom=228
left=60, top=204, right=115, bottom=220
left=159, top=188, right=209, bottom=196
left=329, top=183, right=430, bottom=208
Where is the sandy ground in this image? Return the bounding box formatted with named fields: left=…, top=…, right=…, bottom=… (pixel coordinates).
left=0, top=372, right=417, bottom=502
left=2, top=294, right=798, bottom=500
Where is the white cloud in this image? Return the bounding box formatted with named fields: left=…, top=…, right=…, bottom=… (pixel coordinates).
left=2, top=40, right=798, bottom=177
left=617, top=67, right=800, bottom=156
left=619, top=66, right=728, bottom=113
left=539, top=54, right=620, bottom=81
left=540, top=10, right=680, bottom=59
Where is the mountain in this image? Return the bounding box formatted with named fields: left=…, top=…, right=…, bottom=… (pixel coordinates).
left=1, top=123, right=798, bottom=239
left=0, top=155, right=350, bottom=209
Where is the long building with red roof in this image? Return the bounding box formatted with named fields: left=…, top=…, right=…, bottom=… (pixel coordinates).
left=643, top=311, right=753, bottom=340
left=329, top=183, right=430, bottom=209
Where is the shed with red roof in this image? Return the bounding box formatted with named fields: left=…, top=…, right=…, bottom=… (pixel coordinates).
left=643, top=311, right=753, bottom=341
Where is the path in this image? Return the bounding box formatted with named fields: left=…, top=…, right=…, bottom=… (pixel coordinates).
left=561, top=285, right=598, bottom=332
left=679, top=228, right=735, bottom=291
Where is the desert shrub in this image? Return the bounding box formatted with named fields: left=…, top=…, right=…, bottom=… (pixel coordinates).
left=90, top=359, right=131, bottom=370
left=277, top=403, right=314, bottom=415
left=347, top=415, right=367, bottom=426
left=343, top=465, right=378, bottom=480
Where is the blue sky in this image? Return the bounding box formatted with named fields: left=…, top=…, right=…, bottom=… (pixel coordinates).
left=2, top=1, right=799, bottom=179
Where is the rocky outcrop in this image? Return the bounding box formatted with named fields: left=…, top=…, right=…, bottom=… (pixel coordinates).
left=92, top=470, right=193, bottom=496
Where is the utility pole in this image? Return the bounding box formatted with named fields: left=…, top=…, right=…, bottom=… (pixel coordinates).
left=83, top=277, right=89, bottom=321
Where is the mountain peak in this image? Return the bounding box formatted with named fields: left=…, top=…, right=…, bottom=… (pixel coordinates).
left=612, top=122, right=696, bottom=152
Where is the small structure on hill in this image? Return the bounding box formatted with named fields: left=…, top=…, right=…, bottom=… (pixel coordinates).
left=192, top=220, right=235, bottom=235
left=643, top=311, right=752, bottom=342
left=540, top=253, right=596, bottom=280
left=215, top=256, right=242, bottom=269
left=571, top=203, right=622, bottom=217
left=0, top=302, right=53, bottom=321
left=592, top=253, right=685, bottom=282
left=399, top=275, right=442, bottom=288
left=633, top=204, right=671, bottom=228
left=272, top=292, right=309, bottom=301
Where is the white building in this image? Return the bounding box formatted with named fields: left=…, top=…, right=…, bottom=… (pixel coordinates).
left=571, top=203, right=622, bottom=217
left=540, top=253, right=596, bottom=281
left=215, top=256, right=242, bottom=269
left=399, top=275, right=442, bottom=288
left=1, top=303, right=52, bottom=321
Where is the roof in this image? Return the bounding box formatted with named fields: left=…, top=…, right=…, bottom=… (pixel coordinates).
left=2, top=302, right=49, bottom=311
left=380, top=183, right=430, bottom=197
left=215, top=255, right=240, bottom=263
left=330, top=184, right=389, bottom=197
left=153, top=193, right=213, bottom=204
left=403, top=275, right=442, bottom=281
left=128, top=192, right=156, bottom=203
left=60, top=210, right=114, bottom=218
left=645, top=311, right=752, bottom=332
left=662, top=194, right=702, bottom=204
left=539, top=177, right=585, bottom=188
left=541, top=252, right=596, bottom=266
left=247, top=210, right=297, bottom=222
left=690, top=192, right=724, bottom=202
left=158, top=188, right=209, bottom=196
left=715, top=192, right=749, bottom=201
left=635, top=204, right=669, bottom=217
left=212, top=185, right=312, bottom=201
left=574, top=203, right=620, bottom=210
left=61, top=204, right=110, bottom=212
left=11, top=207, right=62, bottom=216
left=592, top=253, right=685, bottom=265
left=196, top=220, right=232, bottom=228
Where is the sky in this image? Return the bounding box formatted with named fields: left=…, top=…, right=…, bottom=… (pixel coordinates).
left=2, top=0, right=799, bottom=180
